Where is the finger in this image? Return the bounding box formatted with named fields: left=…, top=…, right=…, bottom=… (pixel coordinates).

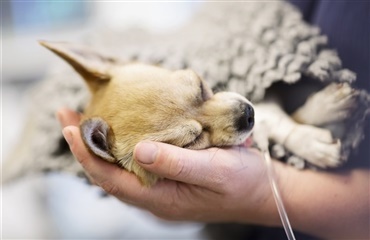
left=56, top=108, right=81, bottom=127
left=62, top=126, right=155, bottom=205
left=134, top=141, right=221, bottom=188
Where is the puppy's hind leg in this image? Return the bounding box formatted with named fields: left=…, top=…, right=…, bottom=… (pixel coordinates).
left=292, top=83, right=358, bottom=126
left=254, top=100, right=341, bottom=168
left=283, top=124, right=342, bottom=168
left=285, top=82, right=360, bottom=167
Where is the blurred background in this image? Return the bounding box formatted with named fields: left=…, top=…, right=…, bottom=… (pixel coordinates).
left=2, top=1, right=209, bottom=239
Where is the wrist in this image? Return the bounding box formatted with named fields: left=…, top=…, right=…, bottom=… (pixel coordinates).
left=236, top=155, right=285, bottom=227
left=255, top=160, right=289, bottom=227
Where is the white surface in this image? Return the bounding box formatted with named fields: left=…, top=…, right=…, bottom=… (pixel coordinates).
left=93, top=2, right=201, bottom=33
left=46, top=173, right=206, bottom=239
left=2, top=176, right=56, bottom=239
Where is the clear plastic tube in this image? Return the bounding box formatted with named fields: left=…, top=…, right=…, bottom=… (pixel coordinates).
left=263, top=149, right=296, bottom=240
left=253, top=121, right=296, bottom=240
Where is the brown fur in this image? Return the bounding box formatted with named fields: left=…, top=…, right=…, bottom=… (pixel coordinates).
left=40, top=41, right=254, bottom=186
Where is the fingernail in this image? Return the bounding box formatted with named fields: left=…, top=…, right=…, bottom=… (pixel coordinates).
left=62, top=128, right=73, bottom=146
left=135, top=142, right=158, bottom=164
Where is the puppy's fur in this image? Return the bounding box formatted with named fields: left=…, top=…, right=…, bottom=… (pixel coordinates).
left=40, top=41, right=255, bottom=186
left=40, top=41, right=356, bottom=186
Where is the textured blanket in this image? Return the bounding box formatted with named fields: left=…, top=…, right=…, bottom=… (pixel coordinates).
left=4, top=1, right=369, bottom=181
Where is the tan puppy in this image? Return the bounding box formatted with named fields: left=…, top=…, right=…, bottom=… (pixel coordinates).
left=40, top=41, right=255, bottom=186
left=40, top=41, right=354, bottom=186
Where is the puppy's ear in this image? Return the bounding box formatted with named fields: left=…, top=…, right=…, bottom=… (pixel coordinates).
left=80, top=118, right=115, bottom=162
left=39, top=40, right=115, bottom=92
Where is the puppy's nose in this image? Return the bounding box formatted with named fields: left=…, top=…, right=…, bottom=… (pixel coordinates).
left=236, top=104, right=255, bottom=131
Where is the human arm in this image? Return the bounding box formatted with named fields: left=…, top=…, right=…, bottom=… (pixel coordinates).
left=58, top=108, right=370, bottom=239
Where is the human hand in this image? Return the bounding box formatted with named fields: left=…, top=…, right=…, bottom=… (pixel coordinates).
left=57, top=108, right=279, bottom=225
left=57, top=108, right=370, bottom=238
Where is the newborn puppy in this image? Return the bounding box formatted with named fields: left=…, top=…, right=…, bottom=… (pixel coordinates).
left=40, top=41, right=357, bottom=186
left=40, top=41, right=255, bottom=186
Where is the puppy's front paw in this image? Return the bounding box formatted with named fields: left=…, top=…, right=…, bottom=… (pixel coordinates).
left=285, top=125, right=342, bottom=168
left=293, top=83, right=358, bottom=126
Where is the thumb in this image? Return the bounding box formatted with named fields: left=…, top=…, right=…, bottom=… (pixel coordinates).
left=134, top=141, right=220, bottom=188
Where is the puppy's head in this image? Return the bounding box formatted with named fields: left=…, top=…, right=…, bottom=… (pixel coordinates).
left=40, top=41, right=254, bottom=186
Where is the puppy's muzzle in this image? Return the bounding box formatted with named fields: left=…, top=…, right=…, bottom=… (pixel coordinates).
left=236, top=103, right=255, bottom=132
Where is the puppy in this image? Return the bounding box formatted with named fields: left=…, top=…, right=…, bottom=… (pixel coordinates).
left=40, top=41, right=255, bottom=186
left=40, top=41, right=355, bottom=186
